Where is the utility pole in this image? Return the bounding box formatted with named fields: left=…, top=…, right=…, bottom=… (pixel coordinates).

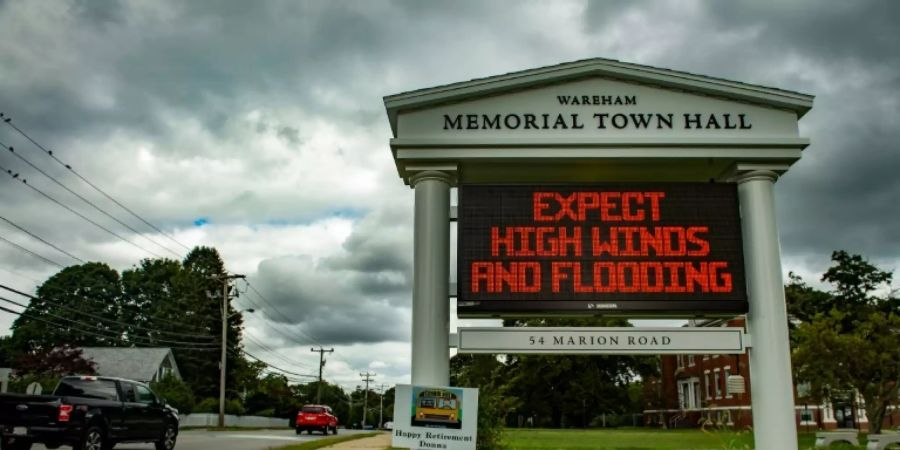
left=311, top=347, right=334, bottom=404
left=209, top=273, right=245, bottom=428
left=359, top=372, right=375, bottom=428
left=377, top=384, right=385, bottom=429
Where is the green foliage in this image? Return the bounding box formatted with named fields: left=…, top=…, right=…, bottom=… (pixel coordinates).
left=244, top=373, right=302, bottom=418
left=790, top=250, right=899, bottom=434
left=11, top=263, right=124, bottom=354
left=225, top=398, right=245, bottom=415
left=8, top=372, right=61, bottom=394
left=150, top=374, right=196, bottom=414
left=195, top=397, right=219, bottom=413
left=500, top=317, right=657, bottom=428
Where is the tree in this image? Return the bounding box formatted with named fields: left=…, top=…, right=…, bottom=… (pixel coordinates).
left=10, top=263, right=124, bottom=354
left=171, top=247, right=246, bottom=399
left=791, top=251, right=899, bottom=434
left=500, top=317, right=657, bottom=428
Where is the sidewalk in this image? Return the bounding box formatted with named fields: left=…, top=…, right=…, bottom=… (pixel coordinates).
left=321, top=432, right=393, bottom=449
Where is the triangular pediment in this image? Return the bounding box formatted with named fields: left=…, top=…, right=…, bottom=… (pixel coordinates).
left=383, top=58, right=814, bottom=184
left=384, top=58, right=812, bottom=137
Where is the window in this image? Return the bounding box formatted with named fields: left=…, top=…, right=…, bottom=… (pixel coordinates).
left=714, top=369, right=722, bottom=399
left=724, top=367, right=732, bottom=398
left=55, top=378, right=118, bottom=401
left=122, top=383, right=137, bottom=403
left=677, top=355, right=684, bottom=368
left=135, top=385, right=156, bottom=405
left=688, top=355, right=695, bottom=367
left=704, top=371, right=712, bottom=400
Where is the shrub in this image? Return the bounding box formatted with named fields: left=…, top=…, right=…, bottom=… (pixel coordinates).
left=150, top=375, right=195, bottom=415
left=195, top=397, right=219, bottom=413
left=225, top=398, right=245, bottom=415
left=8, top=373, right=60, bottom=395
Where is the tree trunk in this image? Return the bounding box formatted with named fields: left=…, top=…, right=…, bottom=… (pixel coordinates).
left=863, top=392, right=888, bottom=435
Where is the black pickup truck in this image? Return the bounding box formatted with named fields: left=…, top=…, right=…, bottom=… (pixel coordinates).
left=0, top=376, right=179, bottom=450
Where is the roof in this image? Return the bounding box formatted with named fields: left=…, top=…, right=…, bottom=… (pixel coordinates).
left=78, top=347, right=180, bottom=382
left=383, top=57, right=814, bottom=136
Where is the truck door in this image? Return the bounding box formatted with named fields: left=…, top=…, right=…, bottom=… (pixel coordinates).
left=135, top=384, right=166, bottom=438
left=120, top=382, right=148, bottom=439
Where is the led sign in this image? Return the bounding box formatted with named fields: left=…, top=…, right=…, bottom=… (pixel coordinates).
left=457, top=184, right=747, bottom=316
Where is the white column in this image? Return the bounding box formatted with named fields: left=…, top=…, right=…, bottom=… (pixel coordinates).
left=410, top=170, right=454, bottom=386
left=737, top=170, right=798, bottom=450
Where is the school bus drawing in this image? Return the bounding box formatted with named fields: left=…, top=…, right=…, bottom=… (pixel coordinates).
left=411, top=388, right=462, bottom=429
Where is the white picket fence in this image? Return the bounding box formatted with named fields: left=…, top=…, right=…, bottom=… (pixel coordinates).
left=180, top=413, right=290, bottom=428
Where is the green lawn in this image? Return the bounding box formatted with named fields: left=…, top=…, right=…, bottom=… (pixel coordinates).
left=501, top=428, right=863, bottom=450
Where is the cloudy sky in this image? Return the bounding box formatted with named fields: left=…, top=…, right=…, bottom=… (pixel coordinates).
left=0, top=0, right=898, bottom=391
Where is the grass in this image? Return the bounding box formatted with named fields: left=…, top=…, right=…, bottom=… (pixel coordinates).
left=272, top=431, right=381, bottom=450
left=499, top=428, right=865, bottom=450
left=387, top=428, right=865, bottom=450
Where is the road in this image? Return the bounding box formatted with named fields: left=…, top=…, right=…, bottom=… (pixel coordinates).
left=33, top=428, right=376, bottom=450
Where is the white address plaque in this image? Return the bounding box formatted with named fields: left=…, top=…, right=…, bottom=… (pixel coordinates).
left=456, top=327, right=747, bottom=355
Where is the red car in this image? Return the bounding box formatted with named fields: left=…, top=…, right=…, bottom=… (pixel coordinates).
left=295, top=404, right=338, bottom=435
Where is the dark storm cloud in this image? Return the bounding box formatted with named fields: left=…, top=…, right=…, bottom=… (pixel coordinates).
left=578, top=0, right=900, bottom=263
left=240, top=202, right=415, bottom=345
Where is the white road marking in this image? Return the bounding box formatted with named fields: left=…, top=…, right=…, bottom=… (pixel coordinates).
left=214, top=435, right=308, bottom=441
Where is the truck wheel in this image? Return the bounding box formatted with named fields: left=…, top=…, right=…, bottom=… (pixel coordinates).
left=332, top=426, right=338, bottom=435
left=295, top=428, right=302, bottom=435
left=76, top=426, right=105, bottom=450
left=0, top=437, right=33, bottom=450
left=155, top=423, right=177, bottom=450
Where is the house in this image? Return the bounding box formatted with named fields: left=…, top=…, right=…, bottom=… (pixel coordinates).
left=78, top=347, right=181, bottom=383
left=642, top=317, right=900, bottom=431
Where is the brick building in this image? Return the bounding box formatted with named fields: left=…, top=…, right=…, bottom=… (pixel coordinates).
left=642, top=317, right=900, bottom=431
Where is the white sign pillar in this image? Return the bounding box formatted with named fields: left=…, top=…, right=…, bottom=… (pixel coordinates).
left=410, top=169, right=454, bottom=386
left=737, top=169, right=798, bottom=450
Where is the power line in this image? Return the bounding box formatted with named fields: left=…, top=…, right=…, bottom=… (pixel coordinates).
left=0, top=113, right=192, bottom=253
left=1, top=215, right=85, bottom=263
left=239, top=349, right=317, bottom=379
left=242, top=331, right=313, bottom=370
left=0, top=140, right=182, bottom=258
left=0, top=160, right=164, bottom=258
left=0, top=297, right=218, bottom=350
left=0, top=283, right=219, bottom=341
left=244, top=281, right=326, bottom=346
left=0, top=234, right=65, bottom=268
left=0, top=266, right=42, bottom=284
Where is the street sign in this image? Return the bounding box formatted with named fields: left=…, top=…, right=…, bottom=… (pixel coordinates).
left=392, top=384, right=478, bottom=450
left=456, top=327, right=747, bottom=354
left=457, top=183, right=747, bottom=317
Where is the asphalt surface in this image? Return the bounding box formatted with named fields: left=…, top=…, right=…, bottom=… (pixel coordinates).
left=32, top=428, right=375, bottom=450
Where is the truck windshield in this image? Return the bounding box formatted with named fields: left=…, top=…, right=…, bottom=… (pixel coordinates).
left=54, top=379, right=118, bottom=401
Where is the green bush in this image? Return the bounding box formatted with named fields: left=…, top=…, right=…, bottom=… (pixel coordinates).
left=150, top=375, right=195, bottom=415
left=225, top=398, right=245, bottom=415
left=475, top=385, right=508, bottom=450
left=195, top=397, right=219, bottom=413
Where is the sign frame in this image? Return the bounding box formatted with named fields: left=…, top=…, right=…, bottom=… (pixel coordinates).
left=457, top=182, right=748, bottom=318
left=456, top=326, right=747, bottom=355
